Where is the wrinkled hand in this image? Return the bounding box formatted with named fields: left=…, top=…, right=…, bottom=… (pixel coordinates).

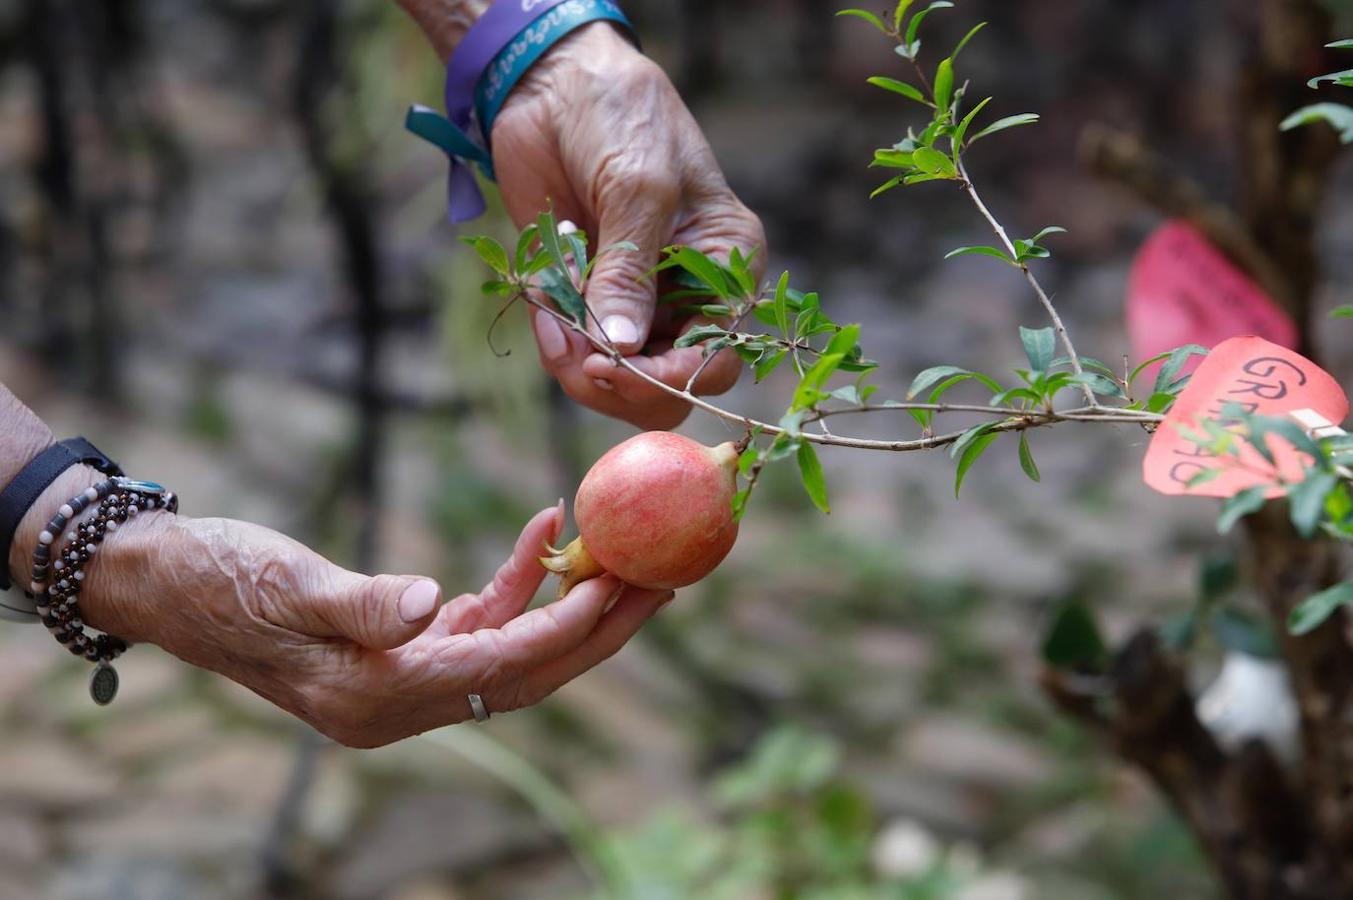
left=492, top=23, right=768, bottom=430
left=62, top=476, right=669, bottom=748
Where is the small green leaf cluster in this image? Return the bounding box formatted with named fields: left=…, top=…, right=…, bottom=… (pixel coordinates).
left=1184, top=410, right=1353, bottom=635
left=1044, top=553, right=1280, bottom=682
left=946, top=226, right=1065, bottom=268
left=464, top=210, right=639, bottom=327
left=593, top=725, right=1018, bottom=899
left=839, top=2, right=1038, bottom=199
left=1280, top=39, right=1353, bottom=144
left=730, top=315, right=877, bottom=518
left=904, top=332, right=1201, bottom=496
left=1123, top=344, right=1209, bottom=413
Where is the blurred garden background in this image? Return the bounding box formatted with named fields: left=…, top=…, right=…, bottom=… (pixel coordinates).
left=2, top=0, right=1353, bottom=898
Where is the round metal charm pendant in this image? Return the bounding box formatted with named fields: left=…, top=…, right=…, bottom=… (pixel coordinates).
left=90, top=663, right=119, bottom=706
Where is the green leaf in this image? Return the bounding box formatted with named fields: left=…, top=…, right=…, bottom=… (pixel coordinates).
left=933, top=57, right=955, bottom=114
left=902, top=172, right=951, bottom=186
left=1290, top=470, right=1339, bottom=538
left=1218, top=486, right=1269, bottom=534
left=514, top=225, right=539, bottom=273
left=792, top=353, right=847, bottom=411
left=1280, top=103, right=1353, bottom=143
left=674, top=324, right=730, bottom=349
left=726, top=247, right=755, bottom=297
left=825, top=324, right=862, bottom=358
left=1129, top=344, right=1207, bottom=387
left=656, top=247, right=733, bottom=300
left=907, top=365, right=999, bottom=399
left=893, top=0, right=915, bottom=30
left=1309, top=68, right=1353, bottom=89
left=797, top=442, right=831, bottom=514
left=951, top=96, right=993, bottom=150
left=945, top=244, right=1013, bottom=264
left=1332, top=306, right=1353, bottom=318
left=1153, top=344, right=1209, bottom=394
left=952, top=21, right=987, bottom=60
left=754, top=350, right=787, bottom=382
left=991, top=386, right=1043, bottom=407
left=872, top=149, right=916, bottom=169
left=731, top=488, right=751, bottom=522
left=954, top=432, right=999, bottom=497
left=912, top=146, right=957, bottom=177
left=867, top=77, right=927, bottom=104
left=565, top=231, right=590, bottom=279
left=968, top=113, right=1040, bottom=144
left=1066, top=372, right=1126, bottom=399
left=870, top=175, right=907, bottom=199
left=462, top=236, right=510, bottom=276
left=538, top=268, right=586, bottom=323
left=836, top=8, right=887, bottom=32
left=1329, top=39, right=1353, bottom=49
left=1018, top=433, right=1041, bottom=483
left=904, top=1, right=953, bottom=47
left=1145, top=392, right=1182, bottom=414
left=1289, top=582, right=1353, bottom=636
left=536, top=211, right=571, bottom=278
left=480, top=279, right=513, bottom=297
left=1041, top=600, right=1108, bottom=670
left=1211, top=607, right=1280, bottom=659
left=1032, top=225, right=1067, bottom=243
left=772, top=271, right=792, bottom=336
left=1248, top=415, right=1324, bottom=462
left=1019, top=326, right=1056, bottom=372
left=927, top=373, right=1000, bottom=404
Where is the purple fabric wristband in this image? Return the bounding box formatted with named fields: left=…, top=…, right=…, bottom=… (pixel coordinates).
left=444, top=0, right=574, bottom=133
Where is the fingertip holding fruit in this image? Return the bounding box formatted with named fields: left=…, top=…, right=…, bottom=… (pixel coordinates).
left=539, top=432, right=742, bottom=597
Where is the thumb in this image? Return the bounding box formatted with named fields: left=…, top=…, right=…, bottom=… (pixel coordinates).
left=584, top=176, right=680, bottom=354
left=312, top=574, right=443, bottom=651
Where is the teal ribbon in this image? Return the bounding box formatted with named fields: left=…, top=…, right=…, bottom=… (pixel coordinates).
left=404, top=0, right=637, bottom=223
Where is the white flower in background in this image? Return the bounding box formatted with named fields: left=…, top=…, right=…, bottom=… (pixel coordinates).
left=871, top=818, right=941, bottom=879
left=954, top=871, right=1030, bottom=900
left=557, top=219, right=579, bottom=236
left=1196, top=652, right=1300, bottom=763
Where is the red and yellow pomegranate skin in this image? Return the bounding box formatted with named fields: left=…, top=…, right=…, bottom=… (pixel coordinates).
left=542, top=432, right=740, bottom=594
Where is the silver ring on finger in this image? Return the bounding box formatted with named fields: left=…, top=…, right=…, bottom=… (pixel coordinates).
left=468, top=693, right=490, bottom=723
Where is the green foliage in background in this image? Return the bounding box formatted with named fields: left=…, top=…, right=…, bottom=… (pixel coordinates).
left=1281, top=39, right=1353, bottom=143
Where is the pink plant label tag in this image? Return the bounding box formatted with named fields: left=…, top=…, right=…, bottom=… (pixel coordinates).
left=1128, top=221, right=1298, bottom=378
left=1143, top=336, right=1349, bottom=498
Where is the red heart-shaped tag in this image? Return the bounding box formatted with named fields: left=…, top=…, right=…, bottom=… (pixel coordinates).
left=1143, top=336, right=1349, bottom=498
left=1128, top=222, right=1298, bottom=381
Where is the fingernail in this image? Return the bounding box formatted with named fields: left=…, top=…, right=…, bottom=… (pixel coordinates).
left=398, top=580, right=440, bottom=623
left=536, top=310, right=568, bottom=361
left=603, top=585, right=625, bottom=614
left=601, top=315, right=640, bottom=346
left=593, top=378, right=614, bottom=392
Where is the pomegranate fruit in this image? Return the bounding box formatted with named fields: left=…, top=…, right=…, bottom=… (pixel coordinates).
left=541, top=432, right=741, bottom=595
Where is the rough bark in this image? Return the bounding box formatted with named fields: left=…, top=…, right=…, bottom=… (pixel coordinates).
left=1055, top=1, right=1352, bottom=897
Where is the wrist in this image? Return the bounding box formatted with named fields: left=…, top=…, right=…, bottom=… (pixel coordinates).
left=12, top=465, right=173, bottom=643
left=495, top=21, right=643, bottom=129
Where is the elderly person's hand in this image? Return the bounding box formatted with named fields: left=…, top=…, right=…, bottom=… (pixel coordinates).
left=20, top=467, right=670, bottom=748
left=400, top=3, right=768, bottom=430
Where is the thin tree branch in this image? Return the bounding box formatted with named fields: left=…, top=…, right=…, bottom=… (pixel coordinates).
left=523, top=293, right=1160, bottom=453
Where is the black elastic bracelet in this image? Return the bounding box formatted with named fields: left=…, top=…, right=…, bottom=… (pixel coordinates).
left=0, top=438, right=122, bottom=592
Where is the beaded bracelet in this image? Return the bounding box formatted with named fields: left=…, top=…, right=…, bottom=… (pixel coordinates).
left=26, top=477, right=178, bottom=705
